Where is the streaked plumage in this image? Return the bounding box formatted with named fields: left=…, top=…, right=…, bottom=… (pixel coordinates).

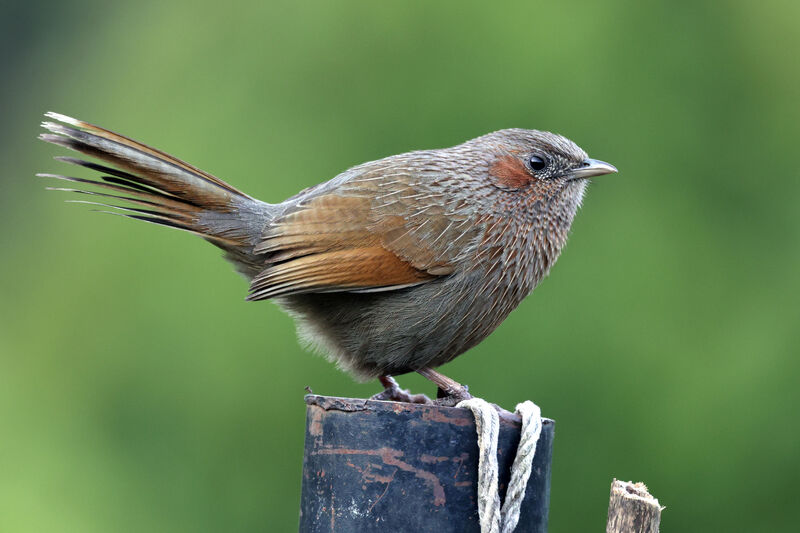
left=39, top=113, right=615, bottom=391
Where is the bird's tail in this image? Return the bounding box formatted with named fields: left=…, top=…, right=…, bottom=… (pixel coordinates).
left=38, top=112, right=274, bottom=278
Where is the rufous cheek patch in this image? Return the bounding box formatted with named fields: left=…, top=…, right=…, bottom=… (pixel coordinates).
left=489, top=156, right=533, bottom=189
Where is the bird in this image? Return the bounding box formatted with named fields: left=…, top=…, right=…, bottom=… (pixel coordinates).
left=38, top=112, right=616, bottom=404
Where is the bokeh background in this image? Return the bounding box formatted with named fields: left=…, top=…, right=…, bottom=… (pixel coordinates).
left=2, top=0, right=798, bottom=531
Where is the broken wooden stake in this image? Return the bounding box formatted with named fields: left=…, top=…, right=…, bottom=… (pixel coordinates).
left=606, top=479, right=663, bottom=533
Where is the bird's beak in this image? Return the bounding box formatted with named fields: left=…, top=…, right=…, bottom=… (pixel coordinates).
left=571, top=158, right=618, bottom=179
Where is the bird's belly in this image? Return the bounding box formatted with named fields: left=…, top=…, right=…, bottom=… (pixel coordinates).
left=276, top=269, right=530, bottom=380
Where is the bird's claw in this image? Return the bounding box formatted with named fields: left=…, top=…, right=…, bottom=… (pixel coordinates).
left=433, top=384, right=472, bottom=407
left=371, top=379, right=432, bottom=404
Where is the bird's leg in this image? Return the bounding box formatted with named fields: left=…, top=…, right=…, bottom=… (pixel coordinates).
left=417, top=367, right=473, bottom=406
left=370, top=375, right=432, bottom=404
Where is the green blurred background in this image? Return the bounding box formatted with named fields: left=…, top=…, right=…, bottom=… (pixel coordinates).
left=2, top=0, right=798, bottom=531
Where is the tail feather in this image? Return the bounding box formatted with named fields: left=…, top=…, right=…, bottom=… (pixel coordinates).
left=39, top=171, right=195, bottom=212
left=38, top=112, right=273, bottom=266
left=42, top=112, right=250, bottom=200
left=40, top=113, right=247, bottom=209
left=53, top=155, right=198, bottom=202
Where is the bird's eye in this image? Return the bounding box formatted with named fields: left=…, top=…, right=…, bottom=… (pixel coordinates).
left=528, top=155, right=546, bottom=171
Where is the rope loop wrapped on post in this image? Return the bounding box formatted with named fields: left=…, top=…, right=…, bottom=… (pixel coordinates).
left=457, top=399, right=543, bottom=533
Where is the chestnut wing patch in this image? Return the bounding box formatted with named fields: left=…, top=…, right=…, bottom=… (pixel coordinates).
left=246, top=246, right=434, bottom=300
left=248, top=192, right=443, bottom=300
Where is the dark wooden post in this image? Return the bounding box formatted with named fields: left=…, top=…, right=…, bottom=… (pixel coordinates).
left=606, top=479, right=663, bottom=533
left=299, top=395, right=554, bottom=532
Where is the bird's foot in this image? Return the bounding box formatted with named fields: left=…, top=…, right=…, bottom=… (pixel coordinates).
left=417, top=367, right=473, bottom=407
left=371, top=376, right=432, bottom=404
left=433, top=384, right=472, bottom=407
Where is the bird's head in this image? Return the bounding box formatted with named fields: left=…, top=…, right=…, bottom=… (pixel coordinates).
left=471, top=129, right=617, bottom=213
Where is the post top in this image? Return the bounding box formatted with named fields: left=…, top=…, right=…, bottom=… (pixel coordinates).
left=304, top=394, right=554, bottom=428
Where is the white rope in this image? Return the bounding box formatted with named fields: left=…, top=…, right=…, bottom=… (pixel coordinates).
left=457, top=398, right=543, bottom=533
left=501, top=401, right=542, bottom=533
left=458, top=398, right=501, bottom=533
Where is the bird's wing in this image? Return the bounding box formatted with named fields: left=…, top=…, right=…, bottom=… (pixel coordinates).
left=247, top=161, right=484, bottom=300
